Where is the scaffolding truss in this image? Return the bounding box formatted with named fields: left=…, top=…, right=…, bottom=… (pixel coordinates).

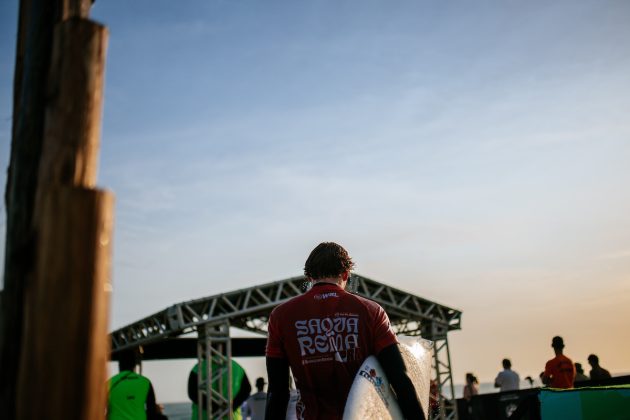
left=110, top=274, right=462, bottom=419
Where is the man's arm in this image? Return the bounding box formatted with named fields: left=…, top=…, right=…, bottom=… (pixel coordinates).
left=540, top=370, right=551, bottom=386
left=494, top=374, right=501, bottom=388
left=145, top=382, right=161, bottom=420
left=188, top=369, right=200, bottom=404
left=265, top=356, right=290, bottom=420
left=377, top=344, right=426, bottom=420
left=233, top=373, right=252, bottom=410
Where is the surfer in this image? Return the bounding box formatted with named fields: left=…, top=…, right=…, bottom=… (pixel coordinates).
left=265, top=242, right=425, bottom=420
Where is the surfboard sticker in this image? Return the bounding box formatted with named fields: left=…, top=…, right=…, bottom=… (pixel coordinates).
left=342, top=336, right=433, bottom=420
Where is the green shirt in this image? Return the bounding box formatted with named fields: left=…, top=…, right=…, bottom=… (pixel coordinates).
left=108, top=371, right=151, bottom=420
left=191, top=360, right=245, bottom=420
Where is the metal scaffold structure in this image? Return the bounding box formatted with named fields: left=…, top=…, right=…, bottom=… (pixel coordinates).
left=110, top=274, right=463, bottom=420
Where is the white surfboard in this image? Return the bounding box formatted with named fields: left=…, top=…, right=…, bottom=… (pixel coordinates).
left=342, top=335, right=433, bottom=420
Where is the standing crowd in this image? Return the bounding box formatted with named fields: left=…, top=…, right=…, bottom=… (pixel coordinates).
left=463, top=335, right=613, bottom=402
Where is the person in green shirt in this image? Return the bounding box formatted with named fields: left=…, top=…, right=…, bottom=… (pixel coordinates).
left=108, top=348, right=162, bottom=420
left=188, top=358, right=251, bottom=420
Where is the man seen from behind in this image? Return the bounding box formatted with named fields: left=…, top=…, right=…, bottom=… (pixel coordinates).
left=265, top=242, right=424, bottom=420
left=107, top=348, right=161, bottom=420
left=542, top=336, right=575, bottom=389
left=494, top=358, right=520, bottom=392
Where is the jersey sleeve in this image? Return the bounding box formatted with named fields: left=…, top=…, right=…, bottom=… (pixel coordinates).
left=372, top=304, right=398, bottom=355
left=266, top=308, right=286, bottom=358
left=543, top=360, right=553, bottom=380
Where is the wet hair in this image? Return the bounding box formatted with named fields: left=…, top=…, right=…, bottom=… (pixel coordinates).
left=304, top=242, right=355, bottom=280
left=502, top=359, right=511, bottom=369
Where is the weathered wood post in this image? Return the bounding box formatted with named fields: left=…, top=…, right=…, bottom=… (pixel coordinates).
left=1, top=0, right=64, bottom=417
left=2, top=0, right=114, bottom=419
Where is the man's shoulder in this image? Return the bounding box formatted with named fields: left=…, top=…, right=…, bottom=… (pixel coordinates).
left=344, top=292, right=384, bottom=311
left=271, top=293, right=307, bottom=315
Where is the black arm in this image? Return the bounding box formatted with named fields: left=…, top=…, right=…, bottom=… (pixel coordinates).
left=145, top=383, right=160, bottom=420
left=377, top=344, right=426, bottom=420
left=187, top=369, right=200, bottom=404
left=234, top=373, right=252, bottom=409
left=265, top=357, right=290, bottom=420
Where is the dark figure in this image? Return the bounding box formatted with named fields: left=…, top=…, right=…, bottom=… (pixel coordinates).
left=587, top=354, right=612, bottom=380
left=542, top=336, right=575, bottom=389
left=107, top=348, right=163, bottom=420
left=574, top=363, right=589, bottom=382
left=494, top=358, right=520, bottom=392
left=462, top=373, right=479, bottom=420
left=463, top=373, right=479, bottom=401
left=265, top=242, right=425, bottom=420
left=244, top=377, right=267, bottom=420
left=187, top=359, right=251, bottom=420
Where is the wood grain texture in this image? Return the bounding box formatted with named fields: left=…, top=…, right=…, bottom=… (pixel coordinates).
left=17, top=186, right=114, bottom=420
left=38, top=18, right=108, bottom=189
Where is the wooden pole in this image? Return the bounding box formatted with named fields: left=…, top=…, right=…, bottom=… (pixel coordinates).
left=38, top=17, right=107, bottom=190
left=14, top=14, right=111, bottom=420
left=0, top=1, right=63, bottom=416
left=17, top=186, right=114, bottom=420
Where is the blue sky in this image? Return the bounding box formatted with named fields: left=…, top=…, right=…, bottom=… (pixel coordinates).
left=2, top=0, right=630, bottom=402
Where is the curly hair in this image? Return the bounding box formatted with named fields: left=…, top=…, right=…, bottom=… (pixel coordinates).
left=304, top=242, right=355, bottom=280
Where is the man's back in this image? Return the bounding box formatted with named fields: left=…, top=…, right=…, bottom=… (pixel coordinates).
left=108, top=371, right=151, bottom=420
left=266, top=282, right=397, bottom=419
left=495, top=369, right=520, bottom=392
left=590, top=366, right=612, bottom=380
left=244, top=391, right=267, bottom=420
left=544, top=354, right=575, bottom=389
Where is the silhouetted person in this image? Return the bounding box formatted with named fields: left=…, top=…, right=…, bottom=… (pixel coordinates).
left=574, top=363, right=589, bottom=382
left=463, top=373, right=479, bottom=420
left=188, top=359, right=251, bottom=420
left=541, top=336, right=575, bottom=389
left=107, top=348, right=162, bottom=420
left=243, top=377, right=267, bottom=420
left=494, top=358, right=520, bottom=392
left=587, top=354, right=611, bottom=380
left=265, top=242, right=425, bottom=420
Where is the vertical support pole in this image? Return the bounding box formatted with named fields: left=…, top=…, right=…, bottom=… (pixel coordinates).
left=424, top=322, right=458, bottom=420
left=11, top=10, right=112, bottom=420
left=16, top=187, right=114, bottom=419
left=2, top=1, right=93, bottom=415
left=198, top=321, right=233, bottom=420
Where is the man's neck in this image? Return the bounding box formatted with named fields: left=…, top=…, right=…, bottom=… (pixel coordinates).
left=313, top=277, right=343, bottom=286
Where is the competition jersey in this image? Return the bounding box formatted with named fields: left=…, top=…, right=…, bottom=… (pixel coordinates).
left=266, top=282, right=398, bottom=420
left=108, top=371, right=151, bottom=420
left=544, top=354, right=575, bottom=389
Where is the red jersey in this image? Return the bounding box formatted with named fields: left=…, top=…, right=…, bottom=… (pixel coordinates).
left=544, top=354, right=575, bottom=389
left=266, top=282, right=398, bottom=420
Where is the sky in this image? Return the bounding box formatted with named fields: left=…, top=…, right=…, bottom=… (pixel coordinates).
left=1, top=0, right=630, bottom=403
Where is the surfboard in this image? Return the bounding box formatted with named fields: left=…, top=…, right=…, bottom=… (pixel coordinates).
left=342, top=336, right=433, bottom=420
